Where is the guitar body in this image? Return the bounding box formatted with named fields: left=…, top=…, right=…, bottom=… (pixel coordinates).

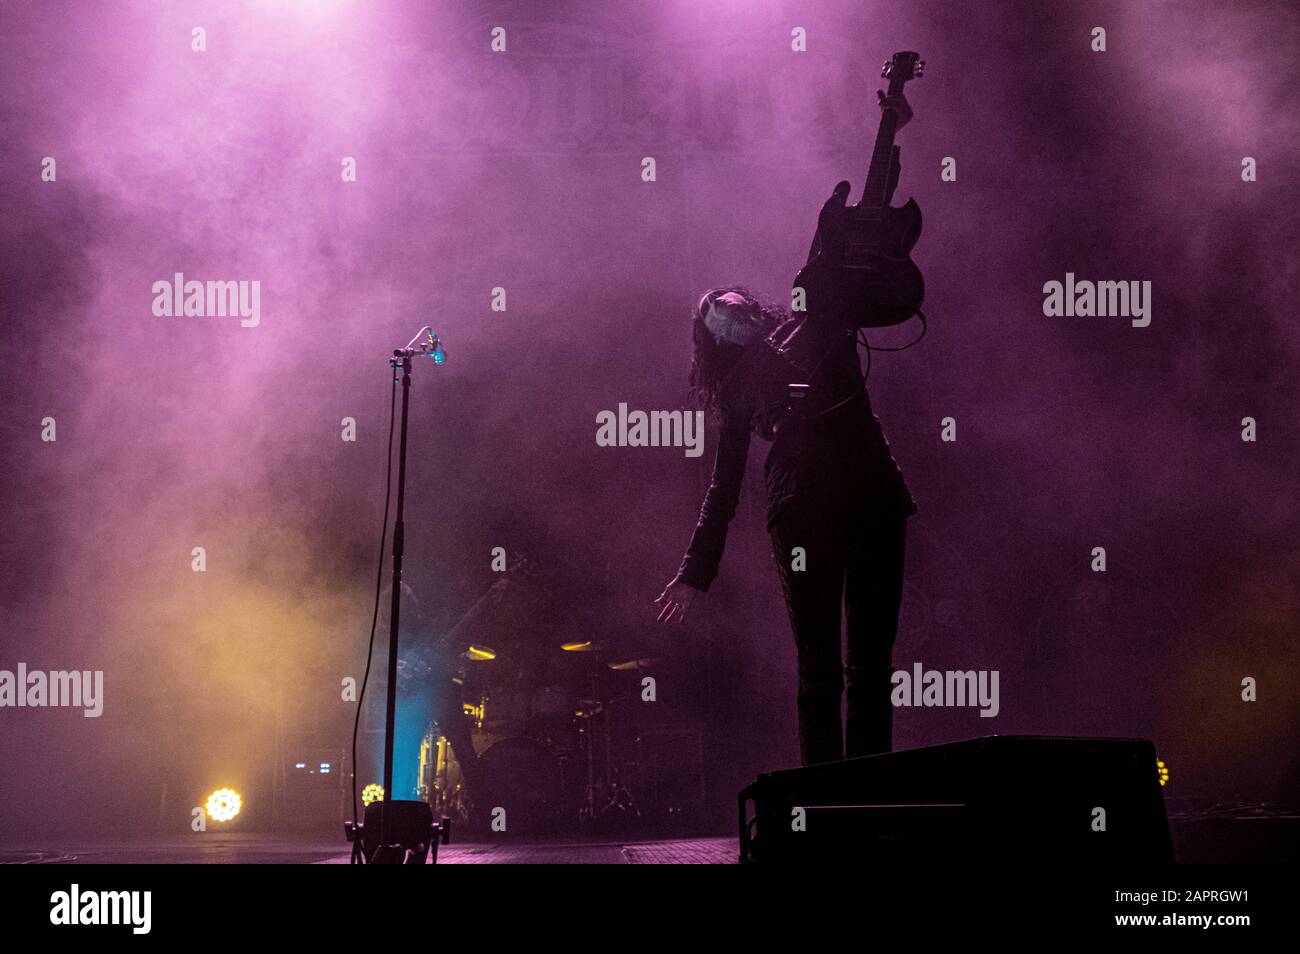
left=795, top=197, right=924, bottom=328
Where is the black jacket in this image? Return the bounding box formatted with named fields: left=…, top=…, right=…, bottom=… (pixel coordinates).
left=676, top=312, right=916, bottom=592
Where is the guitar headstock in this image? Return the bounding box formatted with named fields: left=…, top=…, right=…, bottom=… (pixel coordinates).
left=881, top=51, right=924, bottom=87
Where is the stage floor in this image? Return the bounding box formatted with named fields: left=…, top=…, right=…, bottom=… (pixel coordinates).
left=0, top=834, right=740, bottom=865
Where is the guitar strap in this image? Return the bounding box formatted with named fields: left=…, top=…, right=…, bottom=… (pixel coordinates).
left=762, top=315, right=864, bottom=426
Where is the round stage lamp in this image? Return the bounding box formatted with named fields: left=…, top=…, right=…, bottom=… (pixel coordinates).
left=361, top=783, right=385, bottom=806
left=204, top=788, right=242, bottom=822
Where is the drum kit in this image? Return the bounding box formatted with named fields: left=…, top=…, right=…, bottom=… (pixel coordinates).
left=416, top=634, right=666, bottom=835
left=387, top=558, right=702, bottom=836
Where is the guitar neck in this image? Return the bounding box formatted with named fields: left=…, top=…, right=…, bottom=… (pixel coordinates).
left=861, top=76, right=908, bottom=209
left=440, top=587, right=495, bottom=649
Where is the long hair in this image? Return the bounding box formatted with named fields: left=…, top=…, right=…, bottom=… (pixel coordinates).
left=687, top=285, right=785, bottom=417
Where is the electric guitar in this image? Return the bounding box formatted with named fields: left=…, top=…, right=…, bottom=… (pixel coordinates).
left=794, top=50, right=925, bottom=328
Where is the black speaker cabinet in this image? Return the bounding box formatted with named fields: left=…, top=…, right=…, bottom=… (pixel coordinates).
left=739, top=735, right=1173, bottom=863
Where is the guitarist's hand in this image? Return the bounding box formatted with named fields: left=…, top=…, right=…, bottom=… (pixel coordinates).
left=655, top=576, right=698, bottom=624
left=878, top=90, right=912, bottom=130
left=806, top=179, right=853, bottom=265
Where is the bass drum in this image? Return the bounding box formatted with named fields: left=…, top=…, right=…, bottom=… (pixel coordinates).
left=474, top=737, right=564, bottom=836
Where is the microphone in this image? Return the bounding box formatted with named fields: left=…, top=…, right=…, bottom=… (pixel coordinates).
left=425, top=329, right=446, bottom=365
left=392, top=326, right=447, bottom=364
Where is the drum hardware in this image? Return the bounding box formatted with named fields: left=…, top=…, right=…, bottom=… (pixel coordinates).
left=574, top=670, right=642, bottom=828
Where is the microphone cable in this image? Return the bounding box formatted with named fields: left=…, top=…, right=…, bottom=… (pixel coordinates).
left=349, top=368, right=398, bottom=862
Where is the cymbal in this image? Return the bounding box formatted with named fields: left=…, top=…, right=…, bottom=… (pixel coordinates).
left=607, top=656, right=659, bottom=672
left=559, top=640, right=600, bottom=652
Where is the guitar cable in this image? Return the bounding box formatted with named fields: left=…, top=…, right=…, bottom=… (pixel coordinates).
left=805, top=308, right=930, bottom=417
left=859, top=307, right=928, bottom=381
left=348, top=368, right=398, bottom=862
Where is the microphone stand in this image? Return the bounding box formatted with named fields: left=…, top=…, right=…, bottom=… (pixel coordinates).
left=352, top=326, right=447, bottom=864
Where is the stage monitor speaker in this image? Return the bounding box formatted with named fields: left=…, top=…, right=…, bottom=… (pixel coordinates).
left=346, top=800, right=450, bottom=864
left=738, top=735, right=1173, bottom=863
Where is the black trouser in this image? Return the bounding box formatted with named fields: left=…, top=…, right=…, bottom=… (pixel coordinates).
left=770, top=495, right=908, bottom=765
